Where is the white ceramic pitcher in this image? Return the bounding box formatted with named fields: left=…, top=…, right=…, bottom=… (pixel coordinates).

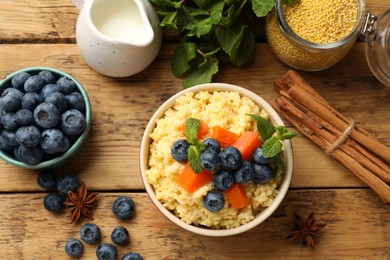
left=72, top=0, right=162, bottom=77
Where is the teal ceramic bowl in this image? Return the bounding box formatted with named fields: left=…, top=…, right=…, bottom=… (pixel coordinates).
left=0, top=67, right=92, bottom=170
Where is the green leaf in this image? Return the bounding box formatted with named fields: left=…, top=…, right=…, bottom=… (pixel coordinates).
left=150, top=0, right=181, bottom=9
left=247, top=114, right=275, bottom=141
left=159, top=11, right=179, bottom=29
left=220, top=0, right=247, bottom=27
left=193, top=0, right=213, bottom=9
left=251, top=0, right=275, bottom=17
left=215, top=24, right=245, bottom=60
left=185, top=118, right=201, bottom=144
left=209, top=1, right=225, bottom=25
left=276, top=126, right=299, bottom=140
left=262, top=136, right=282, bottom=158
left=171, top=38, right=197, bottom=77
left=183, top=55, right=219, bottom=88
left=229, top=26, right=254, bottom=66
left=272, top=153, right=283, bottom=177
left=188, top=145, right=204, bottom=173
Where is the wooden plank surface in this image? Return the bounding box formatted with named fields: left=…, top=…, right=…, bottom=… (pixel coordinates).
left=0, top=190, right=388, bottom=259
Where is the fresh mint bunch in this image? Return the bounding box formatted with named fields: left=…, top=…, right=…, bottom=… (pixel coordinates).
left=150, top=0, right=296, bottom=88
left=247, top=114, right=298, bottom=176
left=185, top=118, right=206, bottom=173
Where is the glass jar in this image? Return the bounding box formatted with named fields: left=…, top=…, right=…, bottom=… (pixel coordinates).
left=266, top=0, right=390, bottom=87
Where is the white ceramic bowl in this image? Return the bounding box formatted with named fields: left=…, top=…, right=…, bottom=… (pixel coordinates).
left=140, top=83, right=293, bottom=236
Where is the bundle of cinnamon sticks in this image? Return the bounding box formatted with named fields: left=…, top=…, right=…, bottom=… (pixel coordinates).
left=273, top=70, right=390, bottom=203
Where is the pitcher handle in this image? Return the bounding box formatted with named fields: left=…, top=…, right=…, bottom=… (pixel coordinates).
left=71, top=0, right=85, bottom=9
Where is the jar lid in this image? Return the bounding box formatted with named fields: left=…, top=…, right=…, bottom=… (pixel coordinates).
left=364, top=9, right=390, bottom=87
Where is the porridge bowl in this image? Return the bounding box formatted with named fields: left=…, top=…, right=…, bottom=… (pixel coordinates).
left=140, top=83, right=294, bottom=236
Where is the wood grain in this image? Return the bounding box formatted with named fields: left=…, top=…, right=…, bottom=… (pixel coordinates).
left=0, top=190, right=388, bottom=259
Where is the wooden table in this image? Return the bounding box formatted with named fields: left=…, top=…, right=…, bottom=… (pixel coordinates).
left=0, top=1, right=389, bottom=259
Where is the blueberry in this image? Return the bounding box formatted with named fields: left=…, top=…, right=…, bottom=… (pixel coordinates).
left=57, top=174, right=81, bottom=195
left=60, top=109, right=86, bottom=136
left=200, top=150, right=221, bottom=171
left=21, top=92, right=43, bottom=111
left=65, top=238, right=83, bottom=258
left=59, top=135, right=70, bottom=153
left=11, top=71, right=31, bottom=91
left=253, top=163, right=274, bottom=184
left=56, top=76, right=76, bottom=94
left=45, top=92, right=68, bottom=113
left=1, top=113, right=19, bottom=131
left=1, top=130, right=18, bottom=147
left=0, top=88, right=21, bottom=112
left=203, top=191, right=225, bottom=212
left=43, top=192, right=65, bottom=212
left=18, top=145, right=44, bottom=165
left=80, top=223, right=101, bottom=244
left=40, top=128, right=64, bottom=154
left=16, top=125, right=41, bottom=147
left=15, top=109, right=34, bottom=126
left=233, top=161, right=254, bottom=184
left=212, top=170, right=234, bottom=192
left=34, top=102, right=60, bottom=129
left=66, top=92, right=85, bottom=112
left=112, top=196, right=135, bottom=220
left=40, top=83, right=60, bottom=100
left=24, top=75, right=45, bottom=92
left=0, top=134, right=13, bottom=152
left=253, top=147, right=270, bottom=164
left=96, top=243, right=118, bottom=260
left=219, top=146, right=242, bottom=170
left=171, top=139, right=190, bottom=162
left=111, top=226, right=130, bottom=246
left=13, top=146, right=21, bottom=160
left=37, top=170, right=57, bottom=190
left=122, top=252, right=143, bottom=260
left=203, top=138, right=221, bottom=153
left=38, top=70, right=56, bottom=84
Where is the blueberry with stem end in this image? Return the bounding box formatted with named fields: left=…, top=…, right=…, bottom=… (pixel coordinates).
left=11, top=71, right=31, bottom=91
left=171, top=139, right=190, bottom=162
left=56, top=174, right=81, bottom=196
left=80, top=223, right=101, bottom=244
left=24, top=75, right=45, bottom=93
left=37, top=170, right=57, bottom=190
left=56, top=76, right=76, bottom=94
left=112, top=196, right=135, bottom=220
left=60, top=109, right=86, bottom=136
left=18, top=145, right=44, bottom=165
left=212, top=170, right=234, bottom=192
left=204, top=191, right=225, bottom=212
left=21, top=92, right=43, bottom=111
left=65, top=238, right=83, bottom=258
left=253, top=163, right=274, bottom=184
left=111, top=226, right=130, bottom=246
left=200, top=149, right=221, bottom=171
left=43, top=192, right=65, bottom=212
left=219, top=146, right=242, bottom=170
left=122, top=252, right=143, bottom=260
left=96, top=243, right=118, bottom=260
left=16, top=125, right=41, bottom=147
left=33, top=102, right=60, bottom=129
left=233, top=161, right=254, bottom=184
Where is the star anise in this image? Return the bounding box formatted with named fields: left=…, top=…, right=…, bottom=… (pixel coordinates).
left=64, top=182, right=99, bottom=223
left=286, top=212, right=327, bottom=250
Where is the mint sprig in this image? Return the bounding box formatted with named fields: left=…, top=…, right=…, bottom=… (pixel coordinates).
left=184, top=118, right=205, bottom=173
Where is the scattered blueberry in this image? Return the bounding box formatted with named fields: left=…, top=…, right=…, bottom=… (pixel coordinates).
left=80, top=223, right=101, bottom=244
left=1, top=130, right=19, bottom=147
left=203, top=191, right=225, bottom=212
left=219, top=146, right=242, bottom=170
left=21, top=92, right=43, bottom=111
left=60, top=109, right=86, bottom=136
left=96, top=243, right=118, bottom=260
left=111, top=226, right=130, bottom=246
left=253, top=147, right=269, bottom=165
left=203, top=138, right=221, bottom=153
left=253, top=163, right=274, bottom=184
left=233, top=161, right=254, bottom=184
left=112, top=196, right=135, bottom=220
left=212, top=170, right=234, bottom=192
left=45, top=92, right=68, bottom=113
left=66, top=92, right=85, bottom=112
left=15, top=125, right=41, bottom=147
left=38, top=70, right=56, bottom=84
left=56, top=76, right=76, bottom=94
left=33, top=102, right=60, bottom=129
left=56, top=174, right=81, bottom=195
left=18, top=145, right=44, bottom=165
left=43, top=192, right=65, bottom=212
left=40, top=128, right=64, bottom=154
left=24, top=75, right=45, bottom=93
left=0, top=88, right=21, bottom=112
left=122, top=252, right=143, bottom=260
left=171, top=139, right=190, bottom=163
left=40, top=83, right=60, bottom=100
left=11, top=71, right=31, bottom=91
left=65, top=238, right=83, bottom=258
left=200, top=150, right=221, bottom=171
left=15, top=109, right=34, bottom=126
left=37, top=170, right=57, bottom=190
left=1, top=113, right=19, bottom=131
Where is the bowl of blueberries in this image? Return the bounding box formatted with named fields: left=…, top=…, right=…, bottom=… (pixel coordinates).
left=0, top=67, right=91, bottom=169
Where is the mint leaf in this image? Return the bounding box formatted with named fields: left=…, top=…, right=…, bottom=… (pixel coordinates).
left=183, top=55, right=219, bottom=88
left=251, top=0, right=275, bottom=17
left=192, top=0, right=212, bottom=9
left=229, top=27, right=254, bottom=66
left=150, top=0, right=181, bottom=9
left=247, top=114, right=275, bottom=141
left=272, top=153, right=283, bottom=177
left=185, top=118, right=201, bottom=144
left=159, top=11, right=179, bottom=29
left=220, top=0, right=246, bottom=27
left=215, top=24, right=245, bottom=60
left=276, top=126, right=299, bottom=140
left=188, top=145, right=203, bottom=173
left=262, top=136, right=282, bottom=158
left=171, top=38, right=197, bottom=77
